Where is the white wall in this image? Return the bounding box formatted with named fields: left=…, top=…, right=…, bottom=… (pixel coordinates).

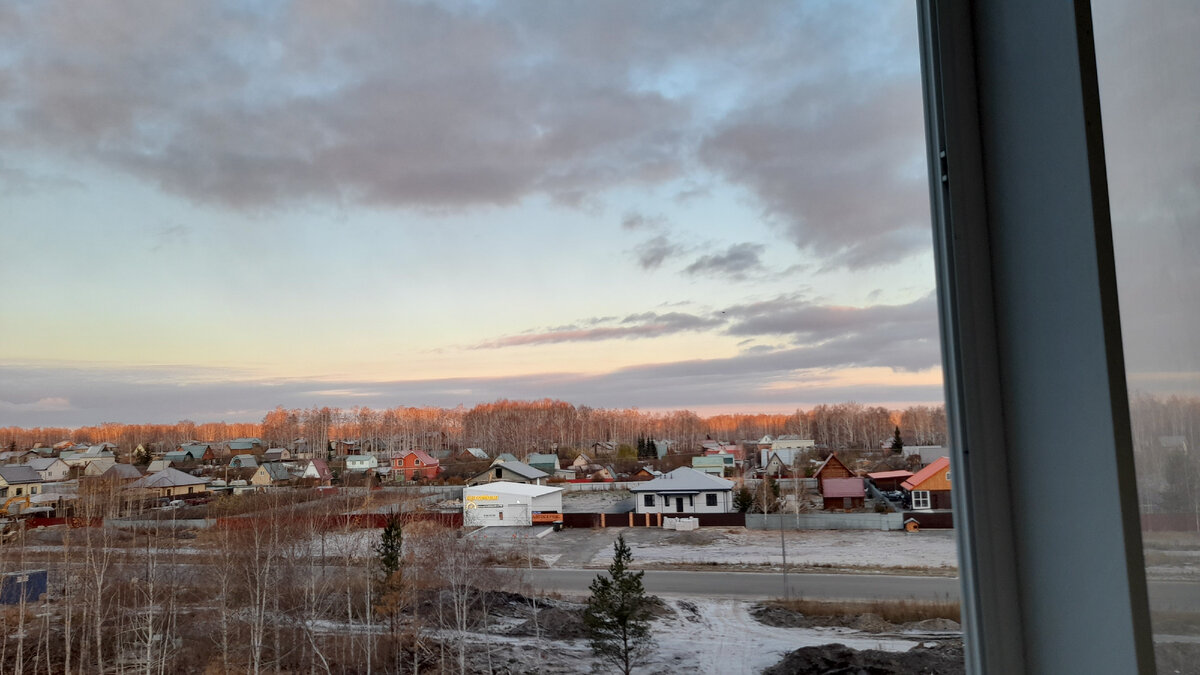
left=633, top=490, right=731, bottom=515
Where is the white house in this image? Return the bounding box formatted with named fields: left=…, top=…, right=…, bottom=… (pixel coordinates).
left=26, top=457, right=70, bottom=482
left=630, top=467, right=734, bottom=515
left=344, top=455, right=378, bottom=472
left=772, top=435, right=816, bottom=451
left=462, top=481, right=563, bottom=527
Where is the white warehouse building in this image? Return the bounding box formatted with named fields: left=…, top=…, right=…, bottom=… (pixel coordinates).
left=462, top=481, right=564, bottom=527
left=630, top=467, right=734, bottom=515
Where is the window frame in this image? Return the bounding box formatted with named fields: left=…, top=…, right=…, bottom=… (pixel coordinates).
left=919, top=1, right=1155, bottom=672
left=911, top=490, right=931, bottom=510
left=705, top=493, right=717, bottom=507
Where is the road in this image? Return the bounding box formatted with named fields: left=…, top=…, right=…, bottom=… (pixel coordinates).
left=524, top=568, right=1200, bottom=611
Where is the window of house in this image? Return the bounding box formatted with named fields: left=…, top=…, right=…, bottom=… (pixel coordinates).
left=706, top=494, right=717, bottom=507
left=911, top=490, right=930, bottom=510
left=644, top=494, right=654, bottom=507
left=15, top=488, right=22, bottom=496
left=688, top=495, right=694, bottom=507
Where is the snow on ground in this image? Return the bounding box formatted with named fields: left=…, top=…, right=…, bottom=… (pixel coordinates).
left=561, top=489, right=631, bottom=513
left=596, top=528, right=959, bottom=570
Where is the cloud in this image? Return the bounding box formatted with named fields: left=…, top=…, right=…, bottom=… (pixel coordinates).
left=683, top=242, right=765, bottom=280
left=621, top=211, right=666, bottom=231
left=635, top=234, right=684, bottom=270
left=0, top=396, right=72, bottom=414
left=473, top=311, right=723, bottom=348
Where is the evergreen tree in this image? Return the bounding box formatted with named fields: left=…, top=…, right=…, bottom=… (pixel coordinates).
left=584, top=535, right=654, bottom=674
left=374, top=515, right=407, bottom=636
left=891, top=426, right=905, bottom=454
left=647, top=438, right=658, bottom=458
left=636, top=435, right=647, bottom=458
left=733, top=486, right=754, bottom=513
left=375, top=514, right=404, bottom=578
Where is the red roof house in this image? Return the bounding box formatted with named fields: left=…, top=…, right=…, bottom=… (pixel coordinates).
left=391, top=449, right=440, bottom=481
left=901, top=456, right=951, bottom=510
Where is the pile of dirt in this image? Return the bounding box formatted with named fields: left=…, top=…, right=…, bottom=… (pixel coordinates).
left=667, top=530, right=719, bottom=546
left=850, top=613, right=896, bottom=633
left=763, top=641, right=965, bottom=675
left=908, top=617, right=962, bottom=631
left=751, top=603, right=961, bottom=634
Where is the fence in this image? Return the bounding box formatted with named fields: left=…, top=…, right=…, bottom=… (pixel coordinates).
left=1141, top=512, right=1200, bottom=532
left=902, top=511, right=954, bottom=529
left=747, top=512, right=904, bottom=531
left=560, top=511, right=746, bottom=528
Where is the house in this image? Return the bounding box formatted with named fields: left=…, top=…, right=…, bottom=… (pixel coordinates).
left=262, top=448, right=291, bottom=463
left=821, top=477, right=866, bottom=510
left=703, top=443, right=744, bottom=463
left=759, top=447, right=805, bottom=470
left=462, top=481, right=564, bottom=527
left=60, top=446, right=116, bottom=468
left=99, top=463, right=143, bottom=483
left=588, top=466, right=616, bottom=481
left=26, top=457, right=70, bottom=482
left=344, top=454, right=378, bottom=473
left=146, top=459, right=173, bottom=473
left=391, top=449, right=439, bottom=481
left=0, top=450, right=36, bottom=464
left=773, top=435, right=816, bottom=451
left=901, top=456, right=951, bottom=510
left=631, top=467, right=661, bottom=481
left=251, top=463, right=292, bottom=487
left=813, top=453, right=855, bottom=494
left=229, top=454, right=258, bottom=469
left=570, top=453, right=592, bottom=471
left=590, top=441, right=618, bottom=456
left=0, top=466, right=43, bottom=499
left=902, top=446, right=951, bottom=467
left=526, top=453, right=560, bottom=474
left=691, top=455, right=727, bottom=476
left=228, top=437, right=263, bottom=453
left=630, top=467, right=733, bottom=515
left=83, top=458, right=118, bottom=476
left=456, top=447, right=489, bottom=462
left=762, top=452, right=793, bottom=478
left=467, top=461, right=549, bottom=486
left=330, top=439, right=360, bottom=456
left=126, top=467, right=208, bottom=498
left=166, top=444, right=214, bottom=464
left=299, top=459, right=333, bottom=485
left=867, top=469, right=914, bottom=492
left=490, top=453, right=519, bottom=466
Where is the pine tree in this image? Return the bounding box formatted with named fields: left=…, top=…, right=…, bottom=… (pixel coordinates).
left=374, top=515, right=407, bottom=636
left=647, top=438, right=658, bottom=458
left=376, top=515, right=404, bottom=578
left=733, top=486, right=754, bottom=513
left=891, top=426, right=905, bottom=454
left=584, top=535, right=654, bottom=674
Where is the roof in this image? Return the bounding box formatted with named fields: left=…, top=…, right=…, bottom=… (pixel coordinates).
left=0, top=466, right=41, bottom=484
left=402, top=448, right=438, bottom=465
left=867, top=470, right=914, bottom=480
left=902, top=456, right=951, bottom=491
left=304, top=459, right=332, bottom=480
left=492, top=453, right=519, bottom=465
left=463, top=447, right=489, bottom=460
left=102, top=463, right=143, bottom=479
left=495, top=461, right=548, bottom=480
left=127, top=467, right=207, bottom=489
left=464, top=481, right=563, bottom=499
left=26, top=457, right=65, bottom=471
left=231, top=454, right=258, bottom=467
left=630, top=467, right=733, bottom=493
left=146, top=459, right=172, bottom=472
left=813, top=453, right=853, bottom=479
left=691, top=456, right=725, bottom=467
left=259, top=463, right=292, bottom=481
left=822, top=477, right=866, bottom=498
left=527, top=453, right=559, bottom=467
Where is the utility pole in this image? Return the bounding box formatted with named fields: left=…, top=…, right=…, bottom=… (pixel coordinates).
left=779, top=511, right=789, bottom=601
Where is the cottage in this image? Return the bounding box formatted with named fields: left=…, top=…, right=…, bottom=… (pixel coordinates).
left=631, top=467, right=662, bottom=481
left=0, top=466, right=42, bottom=499
left=262, top=448, right=292, bottom=463
left=299, top=459, right=333, bottom=485
left=570, top=453, right=592, bottom=470
left=821, top=478, right=866, bottom=510
left=455, top=448, right=489, bottom=462
left=344, top=455, right=378, bottom=473
left=146, top=459, right=173, bottom=473
left=228, top=438, right=263, bottom=453
left=251, top=463, right=292, bottom=487
left=813, top=453, right=855, bottom=492
left=526, top=453, right=560, bottom=474
left=166, top=444, right=214, bottom=465
left=126, top=467, right=208, bottom=498
left=99, top=463, right=143, bottom=483
left=762, top=452, right=793, bottom=478
left=0, top=450, right=36, bottom=464
left=229, top=454, right=258, bottom=469
left=60, top=446, right=116, bottom=468
left=631, top=467, right=733, bottom=514
left=467, top=461, right=548, bottom=486
left=26, top=457, right=70, bottom=482
left=901, top=456, right=952, bottom=510
left=462, top=481, right=564, bottom=527
left=490, top=453, right=519, bottom=466
left=83, top=458, right=118, bottom=476
left=391, top=449, right=439, bottom=481
left=691, top=455, right=727, bottom=476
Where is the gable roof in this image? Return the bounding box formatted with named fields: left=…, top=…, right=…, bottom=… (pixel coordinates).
left=491, top=453, right=519, bottom=465
left=258, top=463, right=292, bottom=481
left=902, top=456, right=951, bottom=491
left=630, top=467, right=733, bottom=493
left=867, top=470, right=914, bottom=481
left=231, top=454, right=258, bottom=468
left=101, top=463, right=143, bottom=480
left=526, top=453, right=559, bottom=468
left=462, top=447, right=489, bottom=460
left=0, top=465, right=41, bottom=484
left=813, top=453, right=853, bottom=479
left=464, top=481, right=563, bottom=499
left=26, top=457, right=66, bottom=472
left=127, top=467, right=207, bottom=489
left=402, top=448, right=438, bottom=465
left=494, top=461, right=548, bottom=480
left=304, top=459, right=333, bottom=480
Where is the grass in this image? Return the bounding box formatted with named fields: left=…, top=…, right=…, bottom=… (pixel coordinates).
left=768, top=597, right=961, bottom=624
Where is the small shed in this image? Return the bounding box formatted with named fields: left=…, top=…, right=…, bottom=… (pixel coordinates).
left=821, top=477, right=866, bottom=510
left=462, top=481, right=563, bottom=527
left=867, top=469, right=914, bottom=492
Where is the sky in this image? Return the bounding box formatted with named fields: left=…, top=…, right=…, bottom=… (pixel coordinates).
left=1, top=1, right=1192, bottom=428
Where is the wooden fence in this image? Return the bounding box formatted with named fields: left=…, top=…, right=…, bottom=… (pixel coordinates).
left=560, top=512, right=745, bottom=528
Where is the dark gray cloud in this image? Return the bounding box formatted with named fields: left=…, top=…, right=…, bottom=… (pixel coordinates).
left=683, top=242, right=765, bottom=280
left=621, top=211, right=666, bottom=231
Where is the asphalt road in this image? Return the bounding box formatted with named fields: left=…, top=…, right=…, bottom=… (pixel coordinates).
left=525, top=568, right=1200, bottom=612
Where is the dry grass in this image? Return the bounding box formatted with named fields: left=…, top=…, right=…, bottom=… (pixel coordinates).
left=769, top=597, right=960, bottom=624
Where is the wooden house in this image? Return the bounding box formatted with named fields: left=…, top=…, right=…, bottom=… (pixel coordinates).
left=813, top=453, right=854, bottom=492
left=901, top=456, right=952, bottom=510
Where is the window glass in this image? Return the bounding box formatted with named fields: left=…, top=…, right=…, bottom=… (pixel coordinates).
left=1094, top=1, right=1200, bottom=667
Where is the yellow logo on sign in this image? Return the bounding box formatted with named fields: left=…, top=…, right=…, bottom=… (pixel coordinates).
left=466, top=495, right=498, bottom=501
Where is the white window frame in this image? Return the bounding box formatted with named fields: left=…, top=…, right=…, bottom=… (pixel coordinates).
left=911, top=490, right=931, bottom=510
left=920, top=1, right=1155, bottom=672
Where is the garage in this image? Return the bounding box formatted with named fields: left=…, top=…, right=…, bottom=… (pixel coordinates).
left=462, top=481, right=563, bottom=527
